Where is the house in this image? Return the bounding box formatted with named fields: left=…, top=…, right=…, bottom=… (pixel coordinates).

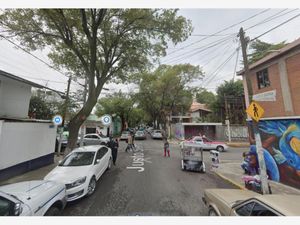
left=238, top=38, right=300, bottom=189
left=170, top=100, right=211, bottom=123
left=189, top=100, right=212, bottom=122
left=0, top=70, right=61, bottom=181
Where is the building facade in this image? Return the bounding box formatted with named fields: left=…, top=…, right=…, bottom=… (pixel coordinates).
left=238, top=38, right=300, bottom=189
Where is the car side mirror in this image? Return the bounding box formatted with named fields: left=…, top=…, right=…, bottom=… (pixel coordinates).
left=14, top=203, right=23, bottom=216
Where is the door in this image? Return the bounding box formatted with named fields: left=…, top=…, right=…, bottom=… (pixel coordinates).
left=83, top=135, right=94, bottom=145
left=94, top=147, right=109, bottom=179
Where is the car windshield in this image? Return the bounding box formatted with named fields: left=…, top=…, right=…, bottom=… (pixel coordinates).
left=59, top=152, right=95, bottom=166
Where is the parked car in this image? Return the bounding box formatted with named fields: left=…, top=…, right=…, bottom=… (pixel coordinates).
left=82, top=133, right=109, bottom=146
left=135, top=130, right=146, bottom=140
left=202, top=188, right=300, bottom=216
left=120, top=131, right=130, bottom=140
left=0, top=180, right=66, bottom=216
left=151, top=130, right=163, bottom=139
left=44, top=145, right=112, bottom=202
left=179, top=136, right=228, bottom=152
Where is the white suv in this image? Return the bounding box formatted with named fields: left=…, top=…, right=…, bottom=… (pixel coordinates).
left=0, top=180, right=66, bottom=216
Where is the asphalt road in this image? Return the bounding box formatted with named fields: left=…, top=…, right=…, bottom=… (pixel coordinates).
left=62, top=136, right=244, bottom=216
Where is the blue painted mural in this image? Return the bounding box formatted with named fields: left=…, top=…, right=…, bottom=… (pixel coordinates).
left=249, top=119, right=300, bottom=189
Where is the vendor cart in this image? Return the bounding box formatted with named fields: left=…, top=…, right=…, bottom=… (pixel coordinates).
left=181, top=143, right=205, bottom=172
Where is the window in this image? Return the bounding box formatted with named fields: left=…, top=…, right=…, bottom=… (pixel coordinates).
left=95, top=147, right=108, bottom=161
left=235, top=202, right=255, bottom=216
left=257, top=69, right=270, bottom=89
left=250, top=203, right=278, bottom=216
left=0, top=196, right=14, bottom=216
left=91, top=135, right=100, bottom=139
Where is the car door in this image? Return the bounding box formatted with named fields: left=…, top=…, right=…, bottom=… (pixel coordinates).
left=90, top=135, right=101, bottom=145
left=84, top=135, right=93, bottom=145
left=94, top=147, right=109, bottom=179
left=193, top=137, right=205, bottom=148
left=203, top=137, right=212, bottom=150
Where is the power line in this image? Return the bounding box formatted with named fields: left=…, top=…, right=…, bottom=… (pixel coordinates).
left=250, top=13, right=300, bottom=42
left=164, top=36, right=235, bottom=64
left=245, top=8, right=299, bottom=31
left=165, top=8, right=271, bottom=57
left=202, top=48, right=238, bottom=87
left=0, top=34, right=84, bottom=87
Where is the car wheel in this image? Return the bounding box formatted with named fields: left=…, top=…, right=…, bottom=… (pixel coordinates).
left=208, top=208, right=218, bottom=216
left=107, top=157, right=112, bottom=170
left=87, top=176, right=97, bottom=196
left=216, top=146, right=224, bottom=152
left=44, top=206, right=61, bottom=216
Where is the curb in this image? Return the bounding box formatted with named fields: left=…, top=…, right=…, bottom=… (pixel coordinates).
left=226, top=143, right=250, bottom=148
left=214, top=171, right=246, bottom=190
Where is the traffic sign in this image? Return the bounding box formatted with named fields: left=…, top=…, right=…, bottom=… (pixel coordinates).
left=246, top=101, right=264, bottom=122
left=101, top=115, right=112, bottom=126
left=53, top=115, right=63, bottom=125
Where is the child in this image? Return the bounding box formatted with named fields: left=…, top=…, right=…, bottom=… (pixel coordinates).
left=164, top=139, right=170, bottom=157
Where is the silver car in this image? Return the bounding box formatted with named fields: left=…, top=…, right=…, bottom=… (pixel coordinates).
left=82, top=133, right=109, bottom=146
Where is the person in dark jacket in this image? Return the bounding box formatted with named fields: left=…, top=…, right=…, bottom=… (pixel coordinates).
left=108, top=136, right=119, bottom=165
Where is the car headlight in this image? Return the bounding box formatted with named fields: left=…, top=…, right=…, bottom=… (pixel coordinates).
left=66, top=177, right=87, bottom=189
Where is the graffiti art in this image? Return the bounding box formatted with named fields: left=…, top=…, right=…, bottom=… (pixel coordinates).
left=248, top=119, right=300, bottom=189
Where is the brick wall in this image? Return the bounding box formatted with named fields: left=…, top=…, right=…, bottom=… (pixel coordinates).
left=286, top=53, right=300, bottom=115
left=249, top=63, right=286, bottom=118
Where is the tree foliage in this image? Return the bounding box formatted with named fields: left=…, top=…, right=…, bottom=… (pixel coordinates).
left=28, top=95, right=54, bottom=120
left=0, top=9, right=192, bottom=149
left=195, top=88, right=216, bottom=105
left=136, top=64, right=203, bottom=130
left=248, top=39, right=287, bottom=64
left=210, top=79, right=246, bottom=124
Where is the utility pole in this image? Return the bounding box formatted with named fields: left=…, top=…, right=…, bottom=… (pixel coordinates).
left=239, top=27, right=270, bottom=194
left=80, top=77, right=88, bottom=147
left=224, top=95, right=231, bottom=142
left=58, top=75, right=72, bottom=155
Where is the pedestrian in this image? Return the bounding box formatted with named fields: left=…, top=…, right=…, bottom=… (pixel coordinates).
left=131, top=131, right=136, bottom=150
left=126, top=133, right=133, bottom=152
left=164, top=138, right=170, bottom=157
left=108, top=136, right=118, bottom=165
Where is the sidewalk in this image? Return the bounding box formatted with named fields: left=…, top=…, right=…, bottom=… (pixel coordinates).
left=214, top=161, right=300, bottom=195
left=0, top=155, right=64, bottom=186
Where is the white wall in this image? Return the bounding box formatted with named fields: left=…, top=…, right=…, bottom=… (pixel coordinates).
left=0, top=76, right=32, bottom=118
left=0, top=121, right=56, bottom=170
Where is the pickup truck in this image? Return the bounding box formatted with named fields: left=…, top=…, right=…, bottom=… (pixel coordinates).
left=0, top=180, right=66, bottom=216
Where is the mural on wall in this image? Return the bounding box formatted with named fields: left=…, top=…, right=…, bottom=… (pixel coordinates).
left=248, top=119, right=300, bottom=189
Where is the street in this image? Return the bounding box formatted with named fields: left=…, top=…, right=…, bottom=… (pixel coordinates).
left=62, top=136, right=243, bottom=216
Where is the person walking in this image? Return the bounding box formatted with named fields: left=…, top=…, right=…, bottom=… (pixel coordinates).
left=164, top=138, right=170, bottom=157
left=108, top=136, right=119, bottom=165
left=126, top=133, right=133, bottom=152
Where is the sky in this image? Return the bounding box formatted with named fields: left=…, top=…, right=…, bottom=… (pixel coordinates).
left=0, top=8, right=300, bottom=96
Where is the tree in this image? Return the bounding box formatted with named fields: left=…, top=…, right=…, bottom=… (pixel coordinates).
left=28, top=95, right=54, bottom=119
left=248, top=39, right=287, bottom=64
left=195, top=88, right=216, bottom=105
left=0, top=9, right=192, bottom=150
left=136, top=64, right=203, bottom=132
left=210, top=79, right=245, bottom=124
left=95, top=91, right=135, bottom=130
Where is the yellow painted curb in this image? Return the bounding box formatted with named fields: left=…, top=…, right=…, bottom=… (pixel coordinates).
left=214, top=171, right=246, bottom=190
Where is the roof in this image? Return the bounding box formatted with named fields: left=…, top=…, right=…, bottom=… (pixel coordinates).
left=0, top=69, right=64, bottom=95
left=189, top=100, right=212, bottom=112
left=73, top=145, right=104, bottom=152
left=238, top=37, right=300, bottom=75
left=254, top=194, right=300, bottom=216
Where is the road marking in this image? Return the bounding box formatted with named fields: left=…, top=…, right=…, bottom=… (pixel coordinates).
left=126, top=144, right=152, bottom=172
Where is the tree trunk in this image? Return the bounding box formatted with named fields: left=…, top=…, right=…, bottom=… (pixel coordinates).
left=65, top=94, right=97, bottom=154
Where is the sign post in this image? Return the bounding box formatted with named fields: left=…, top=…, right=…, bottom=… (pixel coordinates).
left=246, top=101, right=270, bottom=194
left=53, top=115, right=63, bottom=155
